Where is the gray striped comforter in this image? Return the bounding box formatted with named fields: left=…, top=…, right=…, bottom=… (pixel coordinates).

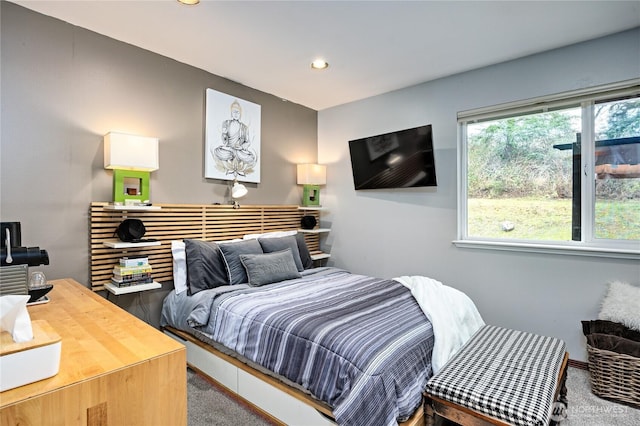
left=179, top=268, right=435, bottom=426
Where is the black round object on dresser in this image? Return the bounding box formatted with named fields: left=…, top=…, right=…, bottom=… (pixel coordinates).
left=300, top=215, right=317, bottom=230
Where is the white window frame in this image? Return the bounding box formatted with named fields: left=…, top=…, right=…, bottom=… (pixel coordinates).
left=454, top=79, right=640, bottom=260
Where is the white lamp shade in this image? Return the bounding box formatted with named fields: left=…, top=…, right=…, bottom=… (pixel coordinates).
left=231, top=181, right=248, bottom=199
left=104, top=132, right=159, bottom=171
left=297, top=164, right=326, bottom=185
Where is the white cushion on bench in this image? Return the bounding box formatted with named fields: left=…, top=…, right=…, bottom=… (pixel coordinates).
left=426, top=325, right=566, bottom=426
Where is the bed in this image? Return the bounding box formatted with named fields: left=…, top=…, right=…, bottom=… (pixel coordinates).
left=88, top=203, right=484, bottom=424
left=160, top=232, right=444, bottom=426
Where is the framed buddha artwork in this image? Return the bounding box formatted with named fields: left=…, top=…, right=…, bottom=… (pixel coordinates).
left=204, top=88, right=261, bottom=183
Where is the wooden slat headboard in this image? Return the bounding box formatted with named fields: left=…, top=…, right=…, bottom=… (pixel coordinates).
left=89, top=202, right=321, bottom=292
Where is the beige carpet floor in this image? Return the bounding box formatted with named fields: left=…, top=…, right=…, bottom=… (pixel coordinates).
left=563, top=367, right=639, bottom=426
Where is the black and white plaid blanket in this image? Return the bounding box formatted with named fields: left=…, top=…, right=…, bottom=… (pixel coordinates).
left=426, top=325, right=566, bottom=426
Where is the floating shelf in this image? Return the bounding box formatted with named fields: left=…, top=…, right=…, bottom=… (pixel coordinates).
left=104, top=281, right=161, bottom=295
left=298, top=228, right=330, bottom=234
left=298, top=206, right=325, bottom=211
left=103, top=239, right=161, bottom=249
left=104, top=205, right=161, bottom=211
left=310, top=252, right=331, bottom=261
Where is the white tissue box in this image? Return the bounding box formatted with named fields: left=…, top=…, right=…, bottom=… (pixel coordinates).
left=0, top=320, right=61, bottom=392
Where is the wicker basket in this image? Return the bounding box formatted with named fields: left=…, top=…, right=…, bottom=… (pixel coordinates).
left=586, top=343, right=640, bottom=408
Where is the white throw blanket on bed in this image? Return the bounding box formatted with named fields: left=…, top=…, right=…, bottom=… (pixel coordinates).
left=393, top=275, right=485, bottom=374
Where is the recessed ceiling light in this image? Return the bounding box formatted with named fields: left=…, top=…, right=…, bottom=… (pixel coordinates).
left=178, top=0, right=200, bottom=5
left=311, top=59, right=329, bottom=70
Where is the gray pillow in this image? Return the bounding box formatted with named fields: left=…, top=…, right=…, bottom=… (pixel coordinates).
left=184, top=239, right=229, bottom=294
left=219, top=239, right=264, bottom=285
left=258, top=235, right=304, bottom=272
left=240, top=249, right=302, bottom=287
left=295, top=233, right=314, bottom=269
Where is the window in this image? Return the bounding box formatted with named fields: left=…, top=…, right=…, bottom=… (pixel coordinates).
left=456, top=81, right=640, bottom=258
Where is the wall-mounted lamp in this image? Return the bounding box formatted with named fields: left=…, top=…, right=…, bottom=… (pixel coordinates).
left=297, top=164, right=326, bottom=207
left=104, top=132, right=159, bottom=204
left=230, top=179, right=248, bottom=209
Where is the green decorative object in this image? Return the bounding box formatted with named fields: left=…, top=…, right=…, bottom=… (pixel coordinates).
left=302, top=184, right=321, bottom=207
left=113, top=169, right=150, bottom=203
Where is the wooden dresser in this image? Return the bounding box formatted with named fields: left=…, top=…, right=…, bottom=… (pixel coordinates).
left=0, top=278, right=186, bottom=426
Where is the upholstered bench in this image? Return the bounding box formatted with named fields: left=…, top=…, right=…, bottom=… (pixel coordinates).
left=424, top=325, right=569, bottom=426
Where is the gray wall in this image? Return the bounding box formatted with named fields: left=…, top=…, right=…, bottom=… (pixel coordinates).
left=1, top=2, right=317, bottom=288
left=318, top=28, right=640, bottom=362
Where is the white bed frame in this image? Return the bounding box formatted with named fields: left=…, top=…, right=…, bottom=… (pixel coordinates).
left=164, top=327, right=337, bottom=425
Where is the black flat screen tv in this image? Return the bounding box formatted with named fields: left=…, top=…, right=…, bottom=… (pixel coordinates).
left=348, top=124, right=437, bottom=190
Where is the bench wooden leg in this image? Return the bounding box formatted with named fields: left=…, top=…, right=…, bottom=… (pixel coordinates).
left=424, top=399, right=436, bottom=426
left=550, top=355, right=569, bottom=425
left=558, top=365, right=568, bottom=407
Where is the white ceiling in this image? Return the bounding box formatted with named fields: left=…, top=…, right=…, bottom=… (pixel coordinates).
left=12, top=0, right=640, bottom=111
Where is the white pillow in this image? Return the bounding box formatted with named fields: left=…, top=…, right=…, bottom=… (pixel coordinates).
left=243, top=230, right=297, bottom=240
left=171, top=240, right=188, bottom=294
left=598, top=281, right=640, bottom=332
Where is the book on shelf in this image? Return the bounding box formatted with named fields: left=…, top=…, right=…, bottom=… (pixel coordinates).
left=111, top=276, right=153, bottom=287
left=119, top=255, right=149, bottom=267
left=112, top=271, right=152, bottom=282
left=113, top=265, right=152, bottom=275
